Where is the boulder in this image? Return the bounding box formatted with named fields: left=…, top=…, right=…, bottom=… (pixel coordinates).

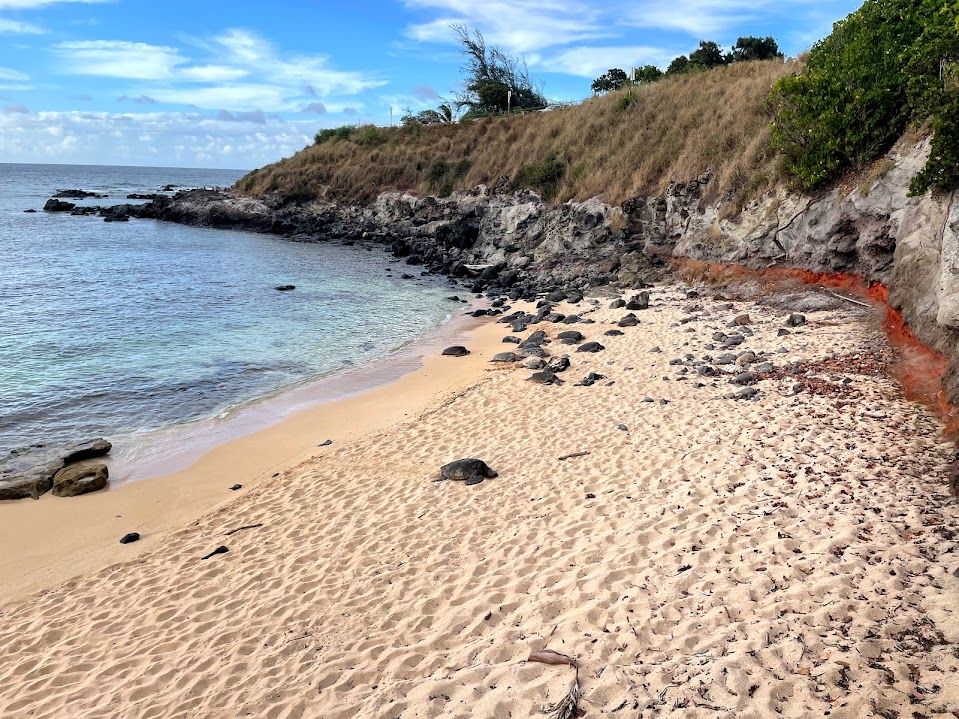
left=442, top=345, right=470, bottom=357
left=275, top=285, right=296, bottom=291
left=62, top=438, right=112, bottom=464
left=52, top=463, right=109, bottom=497
left=0, top=475, right=53, bottom=501
left=626, top=291, right=650, bottom=311
left=609, top=299, right=626, bottom=309
left=43, top=199, right=76, bottom=212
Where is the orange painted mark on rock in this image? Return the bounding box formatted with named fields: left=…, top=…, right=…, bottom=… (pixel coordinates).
left=673, top=259, right=959, bottom=438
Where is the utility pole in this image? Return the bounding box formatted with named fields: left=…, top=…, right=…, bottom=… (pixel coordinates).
left=507, top=90, right=512, bottom=115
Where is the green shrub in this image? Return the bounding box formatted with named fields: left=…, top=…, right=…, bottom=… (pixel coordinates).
left=424, top=158, right=472, bottom=196
left=769, top=0, right=959, bottom=194
left=514, top=152, right=566, bottom=200
left=353, top=124, right=387, bottom=146
left=314, top=125, right=357, bottom=144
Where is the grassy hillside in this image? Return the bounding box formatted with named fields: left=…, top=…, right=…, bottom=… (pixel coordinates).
left=236, top=59, right=796, bottom=208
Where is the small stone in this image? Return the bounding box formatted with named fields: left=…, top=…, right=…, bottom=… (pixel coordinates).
left=735, top=351, right=757, bottom=367
left=733, top=314, right=752, bottom=326
left=649, top=346, right=662, bottom=353
left=778, top=328, right=791, bottom=337
left=786, top=313, right=806, bottom=327
left=659, top=399, right=669, bottom=406
left=617, top=424, right=628, bottom=431
left=585, top=493, right=596, bottom=499
left=609, top=299, right=626, bottom=309
left=119, top=532, right=140, bottom=545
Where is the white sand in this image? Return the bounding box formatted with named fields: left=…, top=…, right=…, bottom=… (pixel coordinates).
left=1, top=287, right=957, bottom=719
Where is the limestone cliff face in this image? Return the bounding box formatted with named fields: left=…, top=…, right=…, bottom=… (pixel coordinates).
left=127, top=138, right=959, bottom=400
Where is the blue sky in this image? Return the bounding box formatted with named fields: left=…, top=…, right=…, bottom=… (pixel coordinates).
left=0, top=0, right=863, bottom=169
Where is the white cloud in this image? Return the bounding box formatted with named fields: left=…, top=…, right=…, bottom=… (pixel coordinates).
left=0, top=67, right=29, bottom=81
left=55, top=40, right=183, bottom=80
left=0, top=17, right=43, bottom=33
left=0, top=108, right=319, bottom=168
left=542, top=45, right=677, bottom=78
left=52, top=29, right=385, bottom=111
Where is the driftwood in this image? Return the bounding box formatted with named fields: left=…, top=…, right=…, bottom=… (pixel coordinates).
left=824, top=290, right=871, bottom=308
left=558, top=451, right=590, bottom=462
left=527, top=650, right=584, bottom=719
left=224, top=524, right=264, bottom=536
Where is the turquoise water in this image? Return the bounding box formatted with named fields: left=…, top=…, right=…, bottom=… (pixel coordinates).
left=0, top=164, right=456, bottom=455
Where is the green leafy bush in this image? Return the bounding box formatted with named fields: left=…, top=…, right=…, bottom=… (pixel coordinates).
left=514, top=152, right=566, bottom=200
left=769, top=0, right=959, bottom=194
left=315, top=125, right=357, bottom=144
left=353, top=125, right=387, bottom=146
left=424, top=158, right=472, bottom=196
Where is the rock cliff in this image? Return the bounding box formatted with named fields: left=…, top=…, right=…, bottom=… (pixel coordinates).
left=114, top=137, right=959, bottom=401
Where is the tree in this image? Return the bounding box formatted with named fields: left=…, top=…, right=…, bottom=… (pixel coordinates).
left=633, top=65, right=664, bottom=84
left=666, top=55, right=690, bottom=75
left=689, top=41, right=728, bottom=69
left=591, top=68, right=629, bottom=93
left=730, top=36, right=783, bottom=62
left=401, top=103, right=455, bottom=127
left=451, top=24, right=547, bottom=116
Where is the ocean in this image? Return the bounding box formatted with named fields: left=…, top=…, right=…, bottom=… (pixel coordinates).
left=0, top=163, right=458, bottom=478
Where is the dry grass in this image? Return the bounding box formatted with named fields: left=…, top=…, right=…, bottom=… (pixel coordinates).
left=237, top=59, right=797, bottom=206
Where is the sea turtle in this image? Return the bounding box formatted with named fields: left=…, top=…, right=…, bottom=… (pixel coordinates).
left=435, top=458, right=498, bottom=487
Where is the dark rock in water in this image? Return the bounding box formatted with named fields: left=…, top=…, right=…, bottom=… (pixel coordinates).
left=446, top=295, right=461, bottom=302
left=492, top=351, right=522, bottom=363
left=546, top=356, right=571, bottom=373
left=63, top=438, right=112, bottom=464
left=438, top=458, right=498, bottom=486
left=442, top=346, right=470, bottom=357
left=43, top=199, right=76, bottom=212
left=54, top=189, right=106, bottom=199
left=626, top=291, right=650, bottom=311
left=557, top=330, right=584, bottom=343
left=120, top=532, right=141, bottom=544
left=786, top=313, right=807, bottom=327
left=732, top=314, right=752, bottom=326
left=127, top=193, right=157, bottom=200
left=577, top=342, right=605, bottom=353
left=618, top=314, right=639, bottom=328
left=318, top=439, right=333, bottom=447
left=23, top=209, right=37, bottom=213
left=503, top=336, right=521, bottom=344
left=529, top=370, right=561, bottom=385
left=609, top=299, right=626, bottom=309
left=275, top=285, right=296, bottom=291
left=230, top=484, right=243, bottom=491
left=202, top=546, right=229, bottom=560
left=605, top=330, right=625, bottom=337
left=52, top=463, right=109, bottom=497
left=471, top=309, right=489, bottom=317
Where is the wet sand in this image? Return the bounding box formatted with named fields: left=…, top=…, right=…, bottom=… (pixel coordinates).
left=1, top=286, right=957, bottom=719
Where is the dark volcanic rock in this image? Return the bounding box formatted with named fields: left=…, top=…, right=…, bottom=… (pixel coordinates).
left=442, top=346, right=470, bottom=357
left=43, top=199, right=76, bottom=212
left=275, top=285, right=296, bottom=291
left=62, top=438, right=112, bottom=464
left=786, top=313, right=807, bottom=327
left=626, top=291, right=650, bottom=311
left=54, top=189, right=106, bottom=199
left=609, top=299, right=626, bottom=309
left=52, top=463, right=109, bottom=497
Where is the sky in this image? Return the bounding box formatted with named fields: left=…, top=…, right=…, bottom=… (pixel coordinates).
left=0, top=0, right=864, bottom=170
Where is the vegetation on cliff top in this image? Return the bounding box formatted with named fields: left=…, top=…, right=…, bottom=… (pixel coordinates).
left=236, top=59, right=791, bottom=207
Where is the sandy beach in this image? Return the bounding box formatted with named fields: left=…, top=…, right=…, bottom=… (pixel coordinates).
left=1, top=283, right=958, bottom=719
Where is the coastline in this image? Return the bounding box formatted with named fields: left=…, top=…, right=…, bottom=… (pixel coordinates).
left=0, top=309, right=499, bottom=604
left=0, top=287, right=957, bottom=718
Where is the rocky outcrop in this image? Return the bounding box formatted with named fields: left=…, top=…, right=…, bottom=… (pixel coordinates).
left=71, top=136, right=959, bottom=402
left=0, top=439, right=112, bottom=501
left=43, top=199, right=75, bottom=212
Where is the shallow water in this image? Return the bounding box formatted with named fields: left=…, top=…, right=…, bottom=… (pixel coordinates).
left=0, top=163, right=457, bottom=458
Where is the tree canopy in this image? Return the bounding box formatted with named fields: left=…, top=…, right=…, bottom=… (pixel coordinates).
left=452, top=24, right=547, bottom=116
left=591, top=68, right=630, bottom=93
